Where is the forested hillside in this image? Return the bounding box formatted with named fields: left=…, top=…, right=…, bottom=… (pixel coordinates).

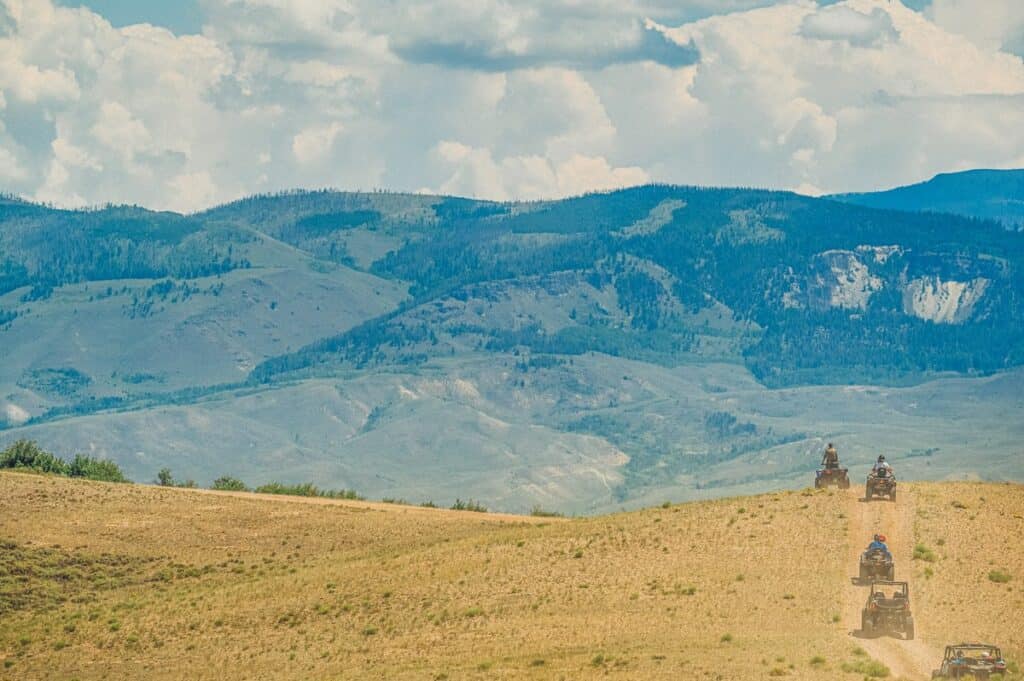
left=1, top=179, right=1023, bottom=511
left=832, top=169, right=1024, bottom=228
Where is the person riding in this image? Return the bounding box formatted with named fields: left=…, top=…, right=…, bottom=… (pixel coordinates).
left=821, top=442, right=840, bottom=469
left=866, top=533, right=891, bottom=557
left=871, top=455, right=893, bottom=478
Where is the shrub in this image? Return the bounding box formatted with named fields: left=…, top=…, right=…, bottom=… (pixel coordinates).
left=530, top=505, right=563, bottom=518
left=0, top=440, right=69, bottom=475
left=68, top=455, right=128, bottom=482
left=988, top=570, right=1012, bottom=583
left=254, top=482, right=361, bottom=499
left=450, top=499, right=487, bottom=513
left=809, top=656, right=826, bottom=667
left=840, top=659, right=889, bottom=677
left=0, top=441, right=127, bottom=482
left=913, top=544, right=937, bottom=562
left=156, top=468, right=175, bottom=486
left=212, top=476, right=248, bottom=491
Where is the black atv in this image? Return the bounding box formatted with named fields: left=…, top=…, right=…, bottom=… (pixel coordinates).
left=861, top=580, right=914, bottom=640
left=865, top=471, right=897, bottom=501
left=859, top=547, right=895, bottom=582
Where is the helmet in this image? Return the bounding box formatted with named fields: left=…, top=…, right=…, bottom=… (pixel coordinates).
left=877, top=534, right=886, bottom=543
left=828, top=442, right=833, bottom=447
left=877, top=455, right=886, bottom=462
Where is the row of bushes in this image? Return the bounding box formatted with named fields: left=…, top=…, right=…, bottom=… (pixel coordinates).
left=0, top=440, right=128, bottom=482
left=3, top=443, right=551, bottom=517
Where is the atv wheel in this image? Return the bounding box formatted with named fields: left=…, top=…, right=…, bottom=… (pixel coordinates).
left=887, top=566, right=895, bottom=581
left=890, top=490, right=897, bottom=501
left=840, top=478, right=850, bottom=489
left=865, top=486, right=872, bottom=500
left=814, top=478, right=821, bottom=489
left=859, top=566, right=868, bottom=581
left=905, top=617, right=915, bottom=640
left=861, top=611, right=871, bottom=633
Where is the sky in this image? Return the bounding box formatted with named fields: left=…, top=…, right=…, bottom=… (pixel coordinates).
left=1, top=0, right=1023, bottom=212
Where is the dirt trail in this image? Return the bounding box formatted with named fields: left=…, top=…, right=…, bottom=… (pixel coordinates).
left=844, top=485, right=940, bottom=680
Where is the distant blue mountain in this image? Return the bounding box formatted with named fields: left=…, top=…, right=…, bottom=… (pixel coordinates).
left=831, top=169, right=1024, bottom=228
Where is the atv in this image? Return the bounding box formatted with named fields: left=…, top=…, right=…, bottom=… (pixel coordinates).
left=815, top=466, right=850, bottom=489
left=859, top=547, right=895, bottom=582
left=865, top=471, right=897, bottom=501
left=861, top=580, right=914, bottom=640
left=932, top=643, right=1008, bottom=679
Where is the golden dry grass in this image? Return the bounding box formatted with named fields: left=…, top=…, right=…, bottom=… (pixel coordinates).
left=0, top=472, right=1021, bottom=680
left=911, top=483, right=1024, bottom=662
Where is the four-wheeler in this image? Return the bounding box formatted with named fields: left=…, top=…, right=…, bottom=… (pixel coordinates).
left=815, top=466, right=850, bottom=489
left=861, top=580, right=914, bottom=639
left=932, top=643, right=1008, bottom=679
left=859, top=547, right=895, bottom=582
left=865, top=470, right=897, bottom=501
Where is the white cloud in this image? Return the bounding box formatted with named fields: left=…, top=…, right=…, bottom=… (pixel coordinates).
left=800, top=6, right=897, bottom=47
left=0, top=0, right=1022, bottom=211
left=292, top=122, right=344, bottom=164
left=433, top=142, right=647, bottom=200
left=926, top=0, right=1024, bottom=56
left=3, top=402, right=30, bottom=425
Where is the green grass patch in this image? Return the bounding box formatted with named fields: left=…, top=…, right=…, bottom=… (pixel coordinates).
left=913, top=543, right=938, bottom=562
left=841, top=659, right=890, bottom=677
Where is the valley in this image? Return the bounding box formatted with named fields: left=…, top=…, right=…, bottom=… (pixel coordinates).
left=2, top=174, right=1023, bottom=512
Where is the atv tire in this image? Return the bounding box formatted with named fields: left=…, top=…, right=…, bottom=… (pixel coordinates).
left=890, top=490, right=897, bottom=501
left=905, top=617, right=915, bottom=640
left=861, top=611, right=871, bottom=634
left=840, top=478, right=850, bottom=489
left=887, top=566, right=895, bottom=581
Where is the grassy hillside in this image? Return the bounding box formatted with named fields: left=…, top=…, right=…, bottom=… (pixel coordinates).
left=1, top=473, right=1020, bottom=680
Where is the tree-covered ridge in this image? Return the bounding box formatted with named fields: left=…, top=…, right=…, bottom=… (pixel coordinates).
left=2, top=180, right=1023, bottom=397
left=0, top=204, right=250, bottom=297
left=243, top=184, right=1024, bottom=387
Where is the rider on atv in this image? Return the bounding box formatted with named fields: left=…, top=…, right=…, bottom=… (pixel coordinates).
left=821, top=443, right=840, bottom=469
left=871, top=455, right=893, bottom=478
left=867, top=533, right=891, bottom=558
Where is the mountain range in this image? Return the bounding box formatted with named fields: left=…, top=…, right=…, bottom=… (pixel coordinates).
left=1, top=169, right=1022, bottom=513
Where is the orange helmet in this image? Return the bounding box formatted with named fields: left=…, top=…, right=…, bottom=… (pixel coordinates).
left=876, top=534, right=886, bottom=543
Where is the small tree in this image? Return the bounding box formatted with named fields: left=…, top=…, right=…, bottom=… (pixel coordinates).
left=156, top=468, right=174, bottom=486
left=0, top=440, right=69, bottom=475
left=69, top=455, right=128, bottom=483
left=212, top=476, right=248, bottom=491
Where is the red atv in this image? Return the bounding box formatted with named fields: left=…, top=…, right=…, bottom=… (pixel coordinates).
left=815, top=466, right=850, bottom=489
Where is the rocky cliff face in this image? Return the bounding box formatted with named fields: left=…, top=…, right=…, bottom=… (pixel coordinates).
left=902, top=276, right=990, bottom=324
left=784, top=245, right=996, bottom=325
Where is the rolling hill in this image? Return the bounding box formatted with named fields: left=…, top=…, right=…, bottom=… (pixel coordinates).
left=2, top=180, right=1024, bottom=511
left=1, top=472, right=1021, bottom=680
left=832, top=169, right=1024, bottom=228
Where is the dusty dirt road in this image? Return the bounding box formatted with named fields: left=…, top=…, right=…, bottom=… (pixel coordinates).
left=844, top=484, right=941, bottom=679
